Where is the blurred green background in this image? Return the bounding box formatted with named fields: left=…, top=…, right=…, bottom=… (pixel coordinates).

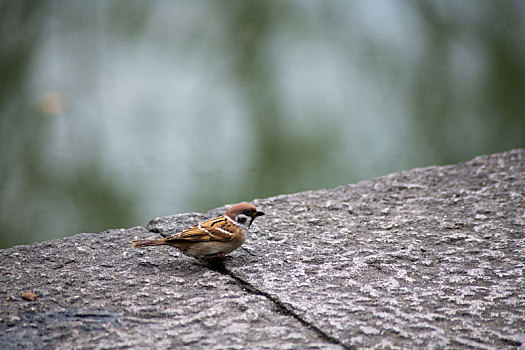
left=1, top=1, right=524, bottom=248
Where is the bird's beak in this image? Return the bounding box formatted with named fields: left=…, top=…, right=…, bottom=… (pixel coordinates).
left=254, top=210, right=265, bottom=218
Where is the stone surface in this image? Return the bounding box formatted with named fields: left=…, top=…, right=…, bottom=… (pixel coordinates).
left=1, top=149, right=524, bottom=349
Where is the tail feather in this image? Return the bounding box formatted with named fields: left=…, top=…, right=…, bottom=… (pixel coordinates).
left=131, top=238, right=167, bottom=248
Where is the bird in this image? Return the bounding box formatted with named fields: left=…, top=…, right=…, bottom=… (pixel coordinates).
left=131, top=203, right=265, bottom=260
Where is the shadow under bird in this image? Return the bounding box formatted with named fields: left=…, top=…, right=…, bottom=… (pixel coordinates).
left=131, top=203, right=265, bottom=260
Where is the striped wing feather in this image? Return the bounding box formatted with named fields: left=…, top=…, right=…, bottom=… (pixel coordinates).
left=166, top=216, right=236, bottom=242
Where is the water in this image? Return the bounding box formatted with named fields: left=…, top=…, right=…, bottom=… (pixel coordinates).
left=1, top=0, right=524, bottom=248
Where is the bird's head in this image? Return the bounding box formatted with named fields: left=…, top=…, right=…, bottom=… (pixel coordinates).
left=225, top=203, right=265, bottom=228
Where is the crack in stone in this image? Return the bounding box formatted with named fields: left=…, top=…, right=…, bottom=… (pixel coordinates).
left=205, top=259, right=354, bottom=350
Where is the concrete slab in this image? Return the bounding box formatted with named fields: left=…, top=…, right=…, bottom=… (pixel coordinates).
left=1, top=149, right=523, bottom=349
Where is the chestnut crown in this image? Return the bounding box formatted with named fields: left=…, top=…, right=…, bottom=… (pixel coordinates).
left=225, top=203, right=265, bottom=227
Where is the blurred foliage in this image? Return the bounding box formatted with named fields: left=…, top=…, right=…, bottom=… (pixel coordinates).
left=0, top=1, right=137, bottom=247
left=409, top=1, right=525, bottom=163
left=0, top=0, right=524, bottom=248
left=213, top=2, right=340, bottom=199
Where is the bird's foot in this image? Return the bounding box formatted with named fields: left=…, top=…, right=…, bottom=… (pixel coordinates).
left=201, top=254, right=231, bottom=263
left=217, top=253, right=233, bottom=260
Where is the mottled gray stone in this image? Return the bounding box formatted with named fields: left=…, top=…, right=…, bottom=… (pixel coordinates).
left=0, top=227, right=334, bottom=349
left=1, top=149, right=524, bottom=349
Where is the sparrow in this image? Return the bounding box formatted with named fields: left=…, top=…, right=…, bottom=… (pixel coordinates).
left=131, top=203, right=264, bottom=260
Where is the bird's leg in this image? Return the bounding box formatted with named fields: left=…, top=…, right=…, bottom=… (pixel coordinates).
left=201, top=256, right=217, bottom=263
left=217, top=253, right=233, bottom=260
left=200, top=253, right=232, bottom=265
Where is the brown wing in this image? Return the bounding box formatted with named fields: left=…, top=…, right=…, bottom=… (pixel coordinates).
left=165, top=216, right=238, bottom=243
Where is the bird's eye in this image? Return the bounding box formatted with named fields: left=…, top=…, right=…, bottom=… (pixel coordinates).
left=244, top=210, right=252, bottom=216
